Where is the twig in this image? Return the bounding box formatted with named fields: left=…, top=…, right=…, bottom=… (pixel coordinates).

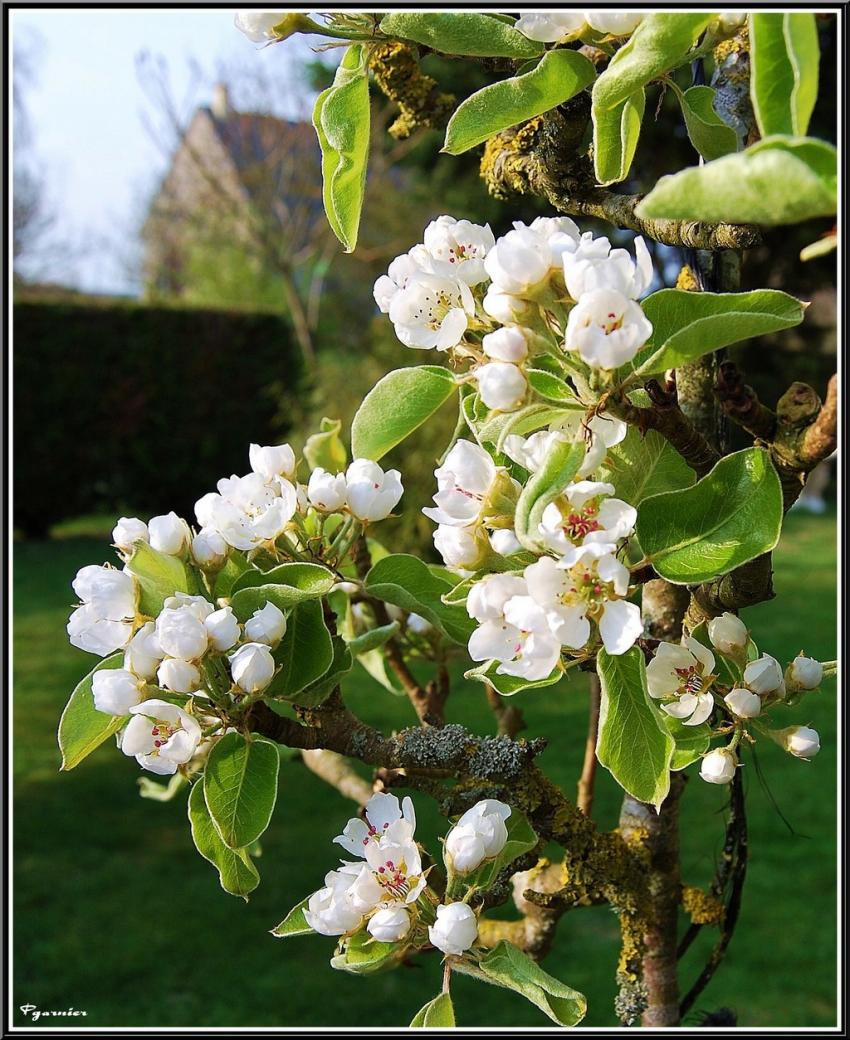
left=714, top=360, right=777, bottom=441
left=577, top=675, right=601, bottom=816
left=300, top=748, right=373, bottom=806
left=485, top=683, right=526, bottom=739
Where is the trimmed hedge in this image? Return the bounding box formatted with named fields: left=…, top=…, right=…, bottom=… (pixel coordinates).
left=14, top=299, right=303, bottom=536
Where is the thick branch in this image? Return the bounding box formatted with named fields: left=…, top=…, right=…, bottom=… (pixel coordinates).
left=714, top=360, right=777, bottom=441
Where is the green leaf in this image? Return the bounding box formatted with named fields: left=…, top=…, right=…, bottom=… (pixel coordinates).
left=636, top=135, right=837, bottom=225
left=592, top=88, right=645, bottom=186
left=380, top=11, right=543, bottom=58
left=455, top=941, right=587, bottom=1026
left=514, top=438, right=585, bottom=550
left=230, top=562, right=336, bottom=609
left=138, top=772, right=187, bottom=802
left=443, top=49, right=595, bottom=154
left=271, top=896, right=315, bottom=938
left=331, top=927, right=404, bottom=975
left=596, top=647, right=675, bottom=809
left=624, top=288, right=806, bottom=379
left=678, top=85, right=738, bottom=161
left=598, top=427, right=695, bottom=507
left=293, top=635, right=352, bottom=707
left=592, top=13, right=715, bottom=112
left=464, top=659, right=563, bottom=697
left=526, top=368, right=582, bottom=405
left=126, top=542, right=191, bottom=616
left=347, top=621, right=400, bottom=656
left=664, top=716, right=712, bottom=770
left=313, top=44, right=370, bottom=252
left=364, top=555, right=475, bottom=644
left=637, top=448, right=783, bottom=584
left=304, top=417, right=348, bottom=473
left=203, top=732, right=280, bottom=850
left=266, top=600, right=335, bottom=700
left=750, top=12, right=819, bottom=137
left=213, top=550, right=251, bottom=599
left=58, top=654, right=128, bottom=770
left=351, top=366, right=457, bottom=462
left=188, top=779, right=260, bottom=900
left=410, top=992, right=456, bottom=1027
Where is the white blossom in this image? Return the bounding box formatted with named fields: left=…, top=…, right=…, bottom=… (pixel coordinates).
left=307, top=468, right=348, bottom=512
left=92, top=668, right=144, bottom=715
left=565, top=287, right=653, bottom=369
left=490, top=528, right=522, bottom=556
left=388, top=271, right=475, bottom=351
left=195, top=472, right=297, bottom=551
left=475, top=362, right=528, bottom=411
left=345, top=460, right=404, bottom=521
left=192, top=527, right=229, bottom=570
left=367, top=904, right=412, bottom=943
left=112, top=517, right=148, bottom=554
left=124, top=622, right=164, bottom=681
left=468, top=595, right=561, bottom=681
left=484, top=221, right=577, bottom=296
left=445, top=799, right=511, bottom=873
left=724, top=687, right=762, bottom=719
left=156, top=658, right=200, bottom=694
left=363, top=821, right=427, bottom=904
left=234, top=11, right=287, bottom=43
left=515, top=11, right=585, bottom=43
left=156, top=606, right=209, bottom=662
left=787, top=654, right=824, bottom=691
left=148, top=512, right=191, bottom=556
left=699, top=747, right=738, bottom=785
left=784, top=725, right=820, bottom=759
left=164, top=593, right=215, bottom=621
left=706, top=612, right=749, bottom=655
left=228, top=642, right=276, bottom=693
left=647, top=638, right=716, bottom=726
left=204, top=606, right=241, bottom=652
left=563, top=233, right=653, bottom=301
left=584, top=11, right=644, bottom=36
left=374, top=251, right=423, bottom=313
left=249, top=442, right=296, bottom=482
left=334, top=792, right=416, bottom=857
left=482, top=286, right=534, bottom=325
left=422, top=441, right=507, bottom=527
left=68, top=565, right=138, bottom=656
left=303, top=868, right=374, bottom=937
left=503, top=411, right=627, bottom=479
left=244, top=602, right=287, bottom=647
left=482, top=326, right=530, bottom=363
left=433, top=523, right=492, bottom=570
left=539, top=480, right=636, bottom=553
left=743, top=654, right=784, bottom=695
left=467, top=574, right=528, bottom=623
left=429, top=902, right=478, bottom=956
left=421, top=215, right=495, bottom=286
left=120, top=698, right=202, bottom=774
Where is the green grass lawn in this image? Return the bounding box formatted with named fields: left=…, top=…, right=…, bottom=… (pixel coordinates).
left=12, top=511, right=837, bottom=1028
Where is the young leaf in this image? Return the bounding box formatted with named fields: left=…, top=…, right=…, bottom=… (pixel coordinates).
left=346, top=621, right=400, bottom=656
left=271, top=896, right=315, bottom=938
left=750, top=12, right=819, bottom=137
left=313, top=44, right=370, bottom=252
left=58, top=653, right=128, bottom=770
left=212, top=550, right=251, bottom=600
left=351, top=366, right=457, bottom=462
left=230, top=562, right=336, bottom=605
left=514, top=438, right=585, bottom=550
left=635, top=135, right=837, bottom=225
left=677, top=85, right=739, bottom=161
left=188, top=779, right=260, bottom=900
left=364, top=554, right=475, bottom=644
left=464, top=659, right=563, bottom=697
left=444, top=49, right=596, bottom=154
left=380, top=11, right=543, bottom=58
left=410, top=992, right=456, bottom=1027
left=592, top=88, right=645, bottom=186
left=636, top=448, right=783, bottom=584
left=126, top=541, right=191, bottom=616
left=304, top=417, right=348, bottom=473
left=203, top=732, right=280, bottom=850
left=266, top=600, right=335, bottom=699
left=596, top=647, right=675, bottom=810
left=664, top=716, right=712, bottom=770
left=598, top=427, right=695, bottom=507
left=330, top=927, right=403, bottom=975
left=592, top=13, right=715, bottom=112
left=455, top=941, right=587, bottom=1026
left=525, top=368, right=582, bottom=405
left=624, top=288, right=806, bottom=378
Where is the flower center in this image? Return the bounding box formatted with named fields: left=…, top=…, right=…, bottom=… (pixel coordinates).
left=600, top=310, right=624, bottom=335
left=375, top=857, right=413, bottom=897
left=674, top=666, right=714, bottom=697
left=150, top=722, right=177, bottom=752
left=560, top=502, right=602, bottom=541
left=559, top=563, right=615, bottom=611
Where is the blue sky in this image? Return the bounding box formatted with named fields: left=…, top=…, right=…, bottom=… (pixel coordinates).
left=12, top=8, right=321, bottom=294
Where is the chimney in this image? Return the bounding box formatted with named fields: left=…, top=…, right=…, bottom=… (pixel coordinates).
left=211, top=82, right=230, bottom=120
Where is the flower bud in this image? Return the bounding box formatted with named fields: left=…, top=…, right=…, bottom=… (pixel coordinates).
left=192, top=527, right=229, bottom=570
left=743, top=654, right=784, bottom=695
left=724, top=687, right=761, bottom=719
left=148, top=512, right=190, bottom=556
left=366, top=905, right=411, bottom=943
left=123, top=621, right=163, bottom=680
left=228, top=642, right=276, bottom=693
left=157, top=658, right=201, bottom=694
left=244, top=602, right=287, bottom=647
left=784, top=725, right=820, bottom=760
left=706, top=612, right=748, bottom=655
left=112, top=517, right=149, bottom=554
left=489, top=528, right=521, bottom=556
left=445, top=799, right=511, bottom=873
left=786, top=654, right=824, bottom=691
left=92, top=668, right=144, bottom=715
left=204, top=606, right=241, bottom=652
left=481, top=326, right=529, bottom=363
left=345, top=460, right=403, bottom=521
left=428, top=902, right=478, bottom=956
left=433, top=524, right=494, bottom=571
left=234, top=11, right=315, bottom=43
left=307, top=468, right=348, bottom=512
left=475, top=362, right=527, bottom=411
left=156, top=607, right=209, bottom=661
left=249, top=442, right=296, bottom=481
left=699, top=747, right=738, bottom=785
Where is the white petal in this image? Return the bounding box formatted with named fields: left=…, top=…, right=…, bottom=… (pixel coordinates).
left=599, top=599, right=643, bottom=655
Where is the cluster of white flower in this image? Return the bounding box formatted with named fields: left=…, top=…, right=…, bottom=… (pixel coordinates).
left=645, top=612, right=825, bottom=785
left=303, top=793, right=511, bottom=956
left=515, top=10, right=644, bottom=43
left=374, top=214, right=654, bottom=398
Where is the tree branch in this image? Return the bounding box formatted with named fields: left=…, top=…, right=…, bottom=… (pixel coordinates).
left=576, top=675, right=601, bottom=816
left=301, top=749, right=373, bottom=806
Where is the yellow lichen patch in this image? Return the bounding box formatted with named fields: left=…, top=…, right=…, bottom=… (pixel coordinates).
left=479, top=118, right=543, bottom=199
left=367, top=41, right=454, bottom=140
left=714, top=22, right=750, bottom=65
left=676, top=264, right=701, bottom=292
left=681, top=884, right=726, bottom=926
